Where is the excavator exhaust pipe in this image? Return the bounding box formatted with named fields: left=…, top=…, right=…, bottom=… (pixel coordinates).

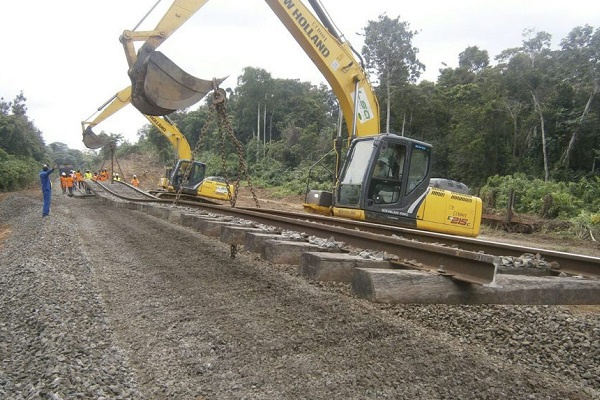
left=129, top=45, right=225, bottom=116
left=82, top=126, right=110, bottom=149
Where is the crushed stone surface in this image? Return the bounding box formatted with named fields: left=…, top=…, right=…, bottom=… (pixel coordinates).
left=0, top=187, right=598, bottom=399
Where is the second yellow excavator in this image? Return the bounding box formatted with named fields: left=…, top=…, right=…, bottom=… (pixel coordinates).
left=81, top=86, right=233, bottom=201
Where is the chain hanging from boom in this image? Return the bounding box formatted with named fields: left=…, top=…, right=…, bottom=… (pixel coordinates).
left=172, top=98, right=215, bottom=204
left=173, top=85, right=260, bottom=209
left=213, top=89, right=260, bottom=209
left=212, top=87, right=260, bottom=259
left=171, top=84, right=261, bottom=259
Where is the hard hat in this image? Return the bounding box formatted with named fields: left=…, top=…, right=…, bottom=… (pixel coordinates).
left=61, top=172, right=66, bottom=176
left=133, top=175, right=137, bottom=178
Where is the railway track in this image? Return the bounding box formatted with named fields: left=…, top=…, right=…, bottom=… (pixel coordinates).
left=88, top=180, right=600, bottom=283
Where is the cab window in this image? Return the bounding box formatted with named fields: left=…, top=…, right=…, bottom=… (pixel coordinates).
left=368, top=143, right=406, bottom=204
left=407, top=145, right=430, bottom=194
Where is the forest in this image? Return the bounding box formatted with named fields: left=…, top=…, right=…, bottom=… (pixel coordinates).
left=1, top=15, right=599, bottom=236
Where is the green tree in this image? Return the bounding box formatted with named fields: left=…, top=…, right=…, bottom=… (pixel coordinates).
left=362, top=14, right=424, bottom=133
left=0, top=93, right=46, bottom=161
left=458, top=46, right=490, bottom=73
left=556, top=25, right=600, bottom=172
left=496, top=29, right=556, bottom=182
left=233, top=67, right=274, bottom=144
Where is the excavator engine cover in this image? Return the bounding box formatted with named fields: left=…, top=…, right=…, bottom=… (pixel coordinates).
left=129, top=45, right=225, bottom=116
left=82, top=126, right=110, bottom=149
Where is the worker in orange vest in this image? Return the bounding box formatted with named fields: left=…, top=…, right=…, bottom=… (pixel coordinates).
left=75, top=170, right=84, bottom=189
left=60, top=172, right=68, bottom=195
left=65, top=172, right=75, bottom=196
left=131, top=174, right=140, bottom=187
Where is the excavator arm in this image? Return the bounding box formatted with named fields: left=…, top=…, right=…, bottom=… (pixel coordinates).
left=81, top=86, right=192, bottom=160
left=120, top=0, right=379, bottom=138
left=81, top=87, right=132, bottom=149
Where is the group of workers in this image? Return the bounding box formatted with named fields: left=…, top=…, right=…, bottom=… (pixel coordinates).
left=59, top=169, right=88, bottom=196
left=88, top=168, right=139, bottom=187
left=39, top=164, right=141, bottom=217
left=59, top=168, right=141, bottom=196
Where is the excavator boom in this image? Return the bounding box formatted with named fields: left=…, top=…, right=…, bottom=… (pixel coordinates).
left=263, top=0, right=379, bottom=138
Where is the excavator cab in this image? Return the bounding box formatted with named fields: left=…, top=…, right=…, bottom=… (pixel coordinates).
left=169, top=159, right=206, bottom=193
left=304, top=135, right=430, bottom=219
left=333, top=134, right=433, bottom=226
left=128, top=44, right=225, bottom=116
left=168, top=159, right=233, bottom=201
left=327, top=134, right=482, bottom=237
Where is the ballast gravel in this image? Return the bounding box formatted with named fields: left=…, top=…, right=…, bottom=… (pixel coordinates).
left=0, top=188, right=599, bottom=400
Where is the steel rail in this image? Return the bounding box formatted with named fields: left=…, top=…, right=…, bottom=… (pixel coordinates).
left=92, top=180, right=158, bottom=200
left=87, top=181, right=497, bottom=285
left=89, top=180, right=600, bottom=279
left=89, top=180, right=600, bottom=278
left=232, top=207, right=600, bottom=279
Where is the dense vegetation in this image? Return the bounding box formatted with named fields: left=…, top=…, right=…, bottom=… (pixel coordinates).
left=2, top=16, right=599, bottom=236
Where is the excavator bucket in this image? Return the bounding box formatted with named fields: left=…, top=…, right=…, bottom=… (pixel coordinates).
left=129, top=47, right=225, bottom=116
left=82, top=126, right=110, bottom=149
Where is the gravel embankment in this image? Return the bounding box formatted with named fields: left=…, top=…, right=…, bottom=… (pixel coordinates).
left=0, top=186, right=599, bottom=400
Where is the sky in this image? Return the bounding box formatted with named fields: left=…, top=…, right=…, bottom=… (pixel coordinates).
left=2, top=0, right=600, bottom=151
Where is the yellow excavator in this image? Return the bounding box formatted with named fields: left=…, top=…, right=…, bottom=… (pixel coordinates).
left=81, top=86, right=233, bottom=201
left=116, top=0, right=482, bottom=237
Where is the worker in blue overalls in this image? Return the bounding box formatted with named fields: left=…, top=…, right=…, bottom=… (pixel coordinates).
left=39, top=164, right=56, bottom=217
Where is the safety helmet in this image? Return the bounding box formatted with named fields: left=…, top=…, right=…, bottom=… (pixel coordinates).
left=61, top=172, right=66, bottom=176
left=133, top=175, right=137, bottom=178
